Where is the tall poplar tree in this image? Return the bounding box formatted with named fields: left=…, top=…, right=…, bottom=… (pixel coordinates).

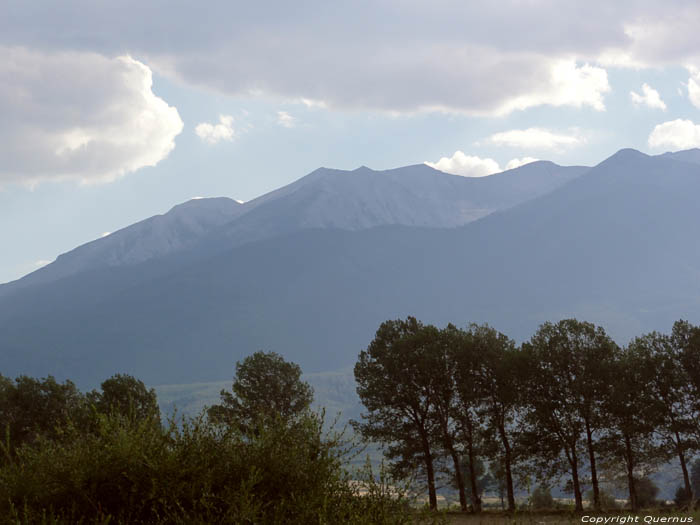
left=354, top=317, right=441, bottom=510
left=523, top=319, right=618, bottom=511
left=600, top=341, right=666, bottom=511
left=468, top=324, right=523, bottom=512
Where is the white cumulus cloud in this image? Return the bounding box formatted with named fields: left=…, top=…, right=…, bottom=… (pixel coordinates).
left=505, top=157, right=539, bottom=170
left=195, top=115, right=234, bottom=144
left=277, top=111, right=296, bottom=128
left=426, top=152, right=544, bottom=177
left=496, top=61, right=610, bottom=115
left=630, top=83, right=666, bottom=110
left=0, top=47, right=183, bottom=185
left=425, top=151, right=500, bottom=177
left=487, top=128, right=582, bottom=150
left=648, top=119, right=700, bottom=150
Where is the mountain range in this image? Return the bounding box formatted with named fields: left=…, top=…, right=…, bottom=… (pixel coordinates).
left=1, top=150, right=699, bottom=388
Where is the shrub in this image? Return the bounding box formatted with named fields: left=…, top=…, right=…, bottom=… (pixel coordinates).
left=0, top=410, right=425, bottom=524
left=530, top=484, right=555, bottom=509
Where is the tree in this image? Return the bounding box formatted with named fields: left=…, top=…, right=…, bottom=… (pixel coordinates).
left=208, top=351, right=313, bottom=432
left=468, top=324, right=523, bottom=512
left=636, top=331, right=698, bottom=505
left=354, top=317, right=442, bottom=510
left=451, top=456, right=492, bottom=509
left=599, top=342, right=666, bottom=511
left=0, top=374, right=85, bottom=452
left=691, top=459, right=700, bottom=500
left=672, top=320, right=700, bottom=429
left=87, top=373, right=160, bottom=423
left=523, top=319, right=619, bottom=511
left=448, top=324, right=490, bottom=512
left=427, top=324, right=470, bottom=511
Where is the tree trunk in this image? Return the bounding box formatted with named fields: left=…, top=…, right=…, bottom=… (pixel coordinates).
left=421, top=431, right=438, bottom=510
left=446, top=439, right=468, bottom=511
left=466, top=435, right=482, bottom=513
left=585, top=419, right=601, bottom=511
left=624, top=434, right=637, bottom=511
left=571, top=451, right=583, bottom=511
left=498, top=422, right=516, bottom=512
left=675, top=431, right=692, bottom=506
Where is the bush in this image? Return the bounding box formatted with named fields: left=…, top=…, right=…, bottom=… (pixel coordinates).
left=530, top=484, right=554, bottom=509
left=634, top=477, right=660, bottom=509
left=585, top=489, right=619, bottom=510
left=0, top=410, right=424, bottom=524
left=674, top=485, right=692, bottom=508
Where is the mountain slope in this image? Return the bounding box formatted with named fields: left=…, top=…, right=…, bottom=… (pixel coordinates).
left=0, top=197, right=246, bottom=293
left=2, top=161, right=586, bottom=293
left=0, top=149, right=698, bottom=387
left=660, top=147, right=700, bottom=165
left=213, top=161, right=587, bottom=246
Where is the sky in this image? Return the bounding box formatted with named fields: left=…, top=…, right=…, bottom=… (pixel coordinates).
left=2, top=1, right=700, bottom=283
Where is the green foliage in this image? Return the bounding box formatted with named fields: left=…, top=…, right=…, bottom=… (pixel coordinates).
left=467, top=323, right=523, bottom=512
left=675, top=485, right=692, bottom=507
left=87, top=373, right=160, bottom=423
left=522, top=319, right=619, bottom=510
left=598, top=342, right=668, bottom=510
left=208, top=350, right=314, bottom=432
left=529, top=484, right=554, bottom=509
left=599, top=490, right=620, bottom=510
left=0, top=374, right=85, bottom=454
left=354, top=317, right=444, bottom=510
left=452, top=456, right=491, bottom=504
left=0, top=408, right=425, bottom=524
left=634, top=476, right=660, bottom=508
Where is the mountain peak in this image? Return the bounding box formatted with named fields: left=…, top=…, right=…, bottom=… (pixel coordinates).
left=612, top=148, right=648, bottom=159
left=597, top=148, right=649, bottom=168
left=168, top=196, right=243, bottom=214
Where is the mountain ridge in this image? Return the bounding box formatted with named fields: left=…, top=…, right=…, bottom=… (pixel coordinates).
left=1, top=159, right=586, bottom=293
left=2, top=148, right=700, bottom=387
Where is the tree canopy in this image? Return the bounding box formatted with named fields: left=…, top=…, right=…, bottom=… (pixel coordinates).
left=208, top=350, right=314, bottom=432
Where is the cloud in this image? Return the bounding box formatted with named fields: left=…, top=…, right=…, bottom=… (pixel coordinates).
left=426, top=152, right=543, bottom=177
left=4, top=3, right=700, bottom=116
left=505, top=157, right=539, bottom=170
left=496, top=61, right=610, bottom=114
left=277, top=111, right=296, bottom=128
left=687, top=68, right=700, bottom=109
left=425, top=151, right=500, bottom=177
left=487, top=128, right=582, bottom=150
left=648, top=119, right=700, bottom=150
left=0, top=47, right=183, bottom=185
left=195, top=115, right=234, bottom=144
left=630, top=83, right=666, bottom=110
left=619, top=8, right=700, bottom=67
